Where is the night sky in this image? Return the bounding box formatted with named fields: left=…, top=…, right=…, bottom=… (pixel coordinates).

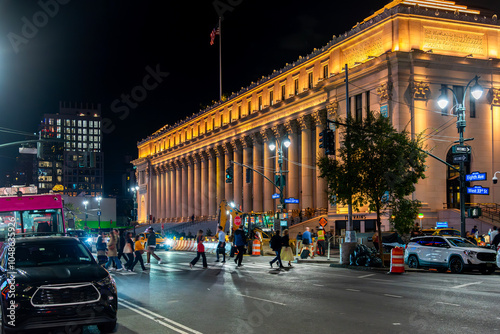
left=0, top=0, right=499, bottom=195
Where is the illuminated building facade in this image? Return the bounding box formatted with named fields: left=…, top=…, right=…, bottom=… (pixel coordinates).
left=39, top=103, right=103, bottom=196
left=134, top=0, right=500, bottom=232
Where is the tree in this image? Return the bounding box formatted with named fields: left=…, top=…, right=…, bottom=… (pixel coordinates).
left=318, top=110, right=427, bottom=258
left=63, top=202, right=82, bottom=228
left=388, top=198, right=422, bottom=242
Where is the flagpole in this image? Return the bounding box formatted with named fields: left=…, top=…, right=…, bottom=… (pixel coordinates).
left=218, top=16, right=222, bottom=101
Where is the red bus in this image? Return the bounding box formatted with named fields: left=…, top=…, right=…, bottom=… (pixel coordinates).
left=0, top=194, right=66, bottom=245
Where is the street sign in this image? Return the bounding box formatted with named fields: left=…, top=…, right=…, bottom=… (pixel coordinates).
left=280, top=220, right=288, bottom=227
left=272, top=193, right=280, bottom=199
left=234, top=215, right=241, bottom=226
left=452, top=145, right=471, bottom=154
left=466, top=171, right=487, bottom=182
left=452, top=154, right=468, bottom=163
left=97, top=211, right=101, bottom=216
left=277, top=204, right=284, bottom=209
left=284, top=198, right=299, bottom=204
left=319, top=217, right=327, bottom=227
left=466, top=185, right=489, bottom=195
left=436, top=222, right=448, bottom=228
left=380, top=104, right=388, bottom=118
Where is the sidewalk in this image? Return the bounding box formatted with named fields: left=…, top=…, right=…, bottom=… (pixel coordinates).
left=294, top=248, right=422, bottom=272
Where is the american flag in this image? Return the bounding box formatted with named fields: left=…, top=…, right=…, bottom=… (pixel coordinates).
left=210, top=25, right=220, bottom=45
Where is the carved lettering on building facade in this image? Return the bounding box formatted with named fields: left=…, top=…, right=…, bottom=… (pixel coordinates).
left=423, top=27, right=485, bottom=55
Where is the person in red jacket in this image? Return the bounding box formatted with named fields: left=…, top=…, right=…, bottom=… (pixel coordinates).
left=190, top=230, right=207, bottom=269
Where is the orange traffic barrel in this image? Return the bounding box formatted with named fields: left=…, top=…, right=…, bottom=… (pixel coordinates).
left=252, top=239, right=261, bottom=256
left=389, top=247, right=405, bottom=274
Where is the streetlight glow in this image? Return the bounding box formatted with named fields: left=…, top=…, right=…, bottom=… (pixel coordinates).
left=268, top=142, right=276, bottom=151
left=283, top=135, right=291, bottom=148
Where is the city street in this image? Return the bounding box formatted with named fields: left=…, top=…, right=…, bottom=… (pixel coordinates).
left=76, top=250, right=500, bottom=334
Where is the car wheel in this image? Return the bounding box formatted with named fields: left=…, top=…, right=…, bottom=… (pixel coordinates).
left=407, top=255, right=419, bottom=269
left=449, top=257, right=464, bottom=274
left=97, top=320, right=117, bottom=333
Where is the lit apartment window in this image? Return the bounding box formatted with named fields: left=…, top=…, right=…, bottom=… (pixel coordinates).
left=83, top=136, right=87, bottom=142
left=66, top=120, right=71, bottom=126
left=78, top=128, right=82, bottom=134
left=269, top=91, right=274, bottom=105
left=294, top=79, right=299, bottom=95
left=72, top=120, right=76, bottom=126
left=49, top=118, right=54, bottom=125
left=57, top=126, right=61, bottom=132
left=308, top=72, right=313, bottom=89
left=57, top=119, right=61, bottom=125
left=78, top=120, right=82, bottom=127
left=83, top=120, right=87, bottom=127
left=78, top=135, right=82, bottom=142
left=281, top=85, right=286, bottom=100
left=323, top=64, right=328, bottom=78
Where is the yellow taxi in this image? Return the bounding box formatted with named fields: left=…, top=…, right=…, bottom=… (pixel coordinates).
left=137, top=232, right=166, bottom=249
left=422, top=228, right=461, bottom=237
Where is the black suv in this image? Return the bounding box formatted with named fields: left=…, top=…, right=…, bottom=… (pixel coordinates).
left=0, top=236, right=117, bottom=333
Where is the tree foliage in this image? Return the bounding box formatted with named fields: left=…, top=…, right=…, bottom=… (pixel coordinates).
left=388, top=198, right=422, bottom=241
left=318, top=111, right=427, bottom=257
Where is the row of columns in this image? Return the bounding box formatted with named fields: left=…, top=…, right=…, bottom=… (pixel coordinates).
left=145, top=110, right=329, bottom=221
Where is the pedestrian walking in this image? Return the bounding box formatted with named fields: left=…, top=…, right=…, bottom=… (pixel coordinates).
left=146, top=227, right=162, bottom=265
left=105, top=229, right=123, bottom=271
left=123, top=232, right=135, bottom=271
left=234, top=226, right=247, bottom=267
left=215, top=225, right=226, bottom=263
left=117, top=230, right=126, bottom=262
left=96, top=231, right=107, bottom=266
left=190, top=230, right=207, bottom=269
left=280, top=229, right=294, bottom=267
left=490, top=226, right=498, bottom=248
left=269, top=230, right=284, bottom=268
left=301, top=227, right=312, bottom=258
left=130, top=235, right=147, bottom=272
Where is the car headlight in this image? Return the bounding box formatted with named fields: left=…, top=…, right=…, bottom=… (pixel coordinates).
left=86, top=238, right=93, bottom=243
left=464, top=250, right=477, bottom=257
left=96, top=275, right=116, bottom=288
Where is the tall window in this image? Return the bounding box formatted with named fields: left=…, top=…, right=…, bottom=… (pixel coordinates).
left=258, top=96, right=262, bottom=110
left=238, top=105, right=241, bottom=118
left=247, top=101, right=252, bottom=114
left=281, top=85, right=286, bottom=100
left=355, top=94, right=363, bottom=121
left=308, top=72, right=313, bottom=89
left=469, top=92, right=476, bottom=118
left=323, top=64, right=329, bottom=78
left=294, top=79, right=299, bottom=95
left=269, top=91, right=274, bottom=105
left=365, top=91, right=371, bottom=113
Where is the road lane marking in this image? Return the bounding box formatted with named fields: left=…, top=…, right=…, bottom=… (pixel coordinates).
left=384, top=294, right=402, bottom=298
left=235, top=294, right=286, bottom=306
left=346, top=289, right=360, bottom=292
left=119, top=298, right=202, bottom=334
left=358, top=274, right=375, bottom=279
left=451, top=281, right=482, bottom=289
left=436, top=301, right=460, bottom=307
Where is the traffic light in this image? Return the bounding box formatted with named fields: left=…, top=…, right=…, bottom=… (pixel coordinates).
left=275, top=175, right=286, bottom=187
left=225, top=165, right=233, bottom=183
left=319, top=129, right=335, bottom=156
left=246, top=168, right=252, bottom=183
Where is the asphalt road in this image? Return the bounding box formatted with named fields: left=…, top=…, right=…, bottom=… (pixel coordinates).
left=60, top=251, right=500, bottom=333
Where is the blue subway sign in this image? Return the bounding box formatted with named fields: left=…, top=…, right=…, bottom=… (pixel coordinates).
left=284, top=198, right=299, bottom=204
left=467, top=186, right=489, bottom=195
left=466, top=172, right=487, bottom=182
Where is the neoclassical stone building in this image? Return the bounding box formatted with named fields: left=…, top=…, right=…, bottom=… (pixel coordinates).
left=133, top=0, right=500, bottom=234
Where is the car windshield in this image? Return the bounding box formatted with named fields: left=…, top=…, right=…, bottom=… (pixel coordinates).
left=439, top=230, right=461, bottom=236
left=446, top=238, right=480, bottom=248
left=13, top=242, right=95, bottom=267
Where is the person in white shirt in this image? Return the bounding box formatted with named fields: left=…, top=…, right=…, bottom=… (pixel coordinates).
left=215, top=225, right=226, bottom=263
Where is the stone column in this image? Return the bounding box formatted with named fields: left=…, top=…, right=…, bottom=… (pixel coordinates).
left=175, top=160, right=183, bottom=219
left=200, top=151, right=209, bottom=217
left=181, top=158, right=189, bottom=218
left=261, top=129, right=275, bottom=212
left=299, top=114, right=314, bottom=210
left=169, top=162, right=176, bottom=220
left=215, top=145, right=225, bottom=207
left=157, top=166, right=163, bottom=220
left=313, top=110, right=328, bottom=210
left=224, top=143, right=233, bottom=202
left=231, top=140, right=243, bottom=209
left=164, top=165, right=170, bottom=219
left=252, top=132, right=263, bottom=212
left=285, top=120, right=300, bottom=211
left=242, top=136, right=253, bottom=212
left=151, top=167, right=158, bottom=221
left=207, top=148, right=217, bottom=216
left=187, top=156, right=194, bottom=219
left=193, top=153, right=201, bottom=217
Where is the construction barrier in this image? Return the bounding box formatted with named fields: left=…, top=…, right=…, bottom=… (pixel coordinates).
left=252, top=239, right=261, bottom=256
left=389, top=247, right=405, bottom=274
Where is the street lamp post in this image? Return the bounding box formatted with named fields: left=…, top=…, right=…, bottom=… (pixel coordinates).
left=269, top=135, right=291, bottom=225
left=83, top=200, right=88, bottom=229
left=437, top=75, right=483, bottom=238
left=96, top=196, right=102, bottom=230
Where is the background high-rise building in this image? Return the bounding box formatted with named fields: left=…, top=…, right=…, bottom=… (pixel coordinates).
left=38, top=102, right=103, bottom=196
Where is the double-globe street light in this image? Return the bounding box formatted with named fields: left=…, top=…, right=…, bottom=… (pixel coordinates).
left=269, top=135, right=291, bottom=219
left=437, top=75, right=483, bottom=238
